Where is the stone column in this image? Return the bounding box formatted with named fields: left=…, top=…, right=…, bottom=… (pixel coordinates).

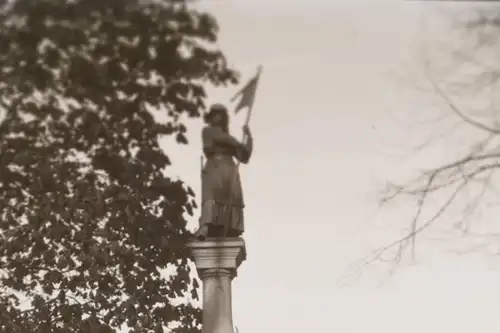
left=188, top=238, right=246, bottom=333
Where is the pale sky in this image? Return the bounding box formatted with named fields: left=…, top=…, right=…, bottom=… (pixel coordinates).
left=162, top=1, right=500, bottom=333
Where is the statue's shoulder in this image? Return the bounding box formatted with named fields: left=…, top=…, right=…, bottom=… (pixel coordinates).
left=203, top=125, right=221, bottom=136
left=202, top=125, right=213, bottom=136
left=202, top=125, right=216, bottom=143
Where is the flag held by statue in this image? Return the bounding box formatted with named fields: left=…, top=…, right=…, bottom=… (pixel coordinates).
left=231, top=66, right=262, bottom=119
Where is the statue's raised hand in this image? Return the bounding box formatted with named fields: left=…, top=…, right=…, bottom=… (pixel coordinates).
left=242, top=125, right=251, bottom=137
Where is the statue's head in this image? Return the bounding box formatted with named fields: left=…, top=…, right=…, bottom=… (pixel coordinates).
left=204, top=103, right=229, bottom=132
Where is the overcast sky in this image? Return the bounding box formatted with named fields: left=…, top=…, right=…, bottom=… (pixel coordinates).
left=162, top=1, right=500, bottom=333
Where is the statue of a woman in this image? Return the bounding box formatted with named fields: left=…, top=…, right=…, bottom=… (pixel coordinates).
left=193, top=103, right=253, bottom=240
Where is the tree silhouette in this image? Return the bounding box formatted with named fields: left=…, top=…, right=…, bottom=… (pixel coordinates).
left=0, top=0, right=238, bottom=332
left=352, top=4, right=500, bottom=276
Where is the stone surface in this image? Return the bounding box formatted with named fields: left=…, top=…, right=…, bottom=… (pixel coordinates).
left=188, top=237, right=246, bottom=333
left=188, top=238, right=246, bottom=274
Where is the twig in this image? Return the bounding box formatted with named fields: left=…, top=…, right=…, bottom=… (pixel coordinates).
left=424, top=65, right=500, bottom=134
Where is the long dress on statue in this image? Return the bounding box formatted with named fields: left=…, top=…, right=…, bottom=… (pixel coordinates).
left=196, top=125, right=253, bottom=238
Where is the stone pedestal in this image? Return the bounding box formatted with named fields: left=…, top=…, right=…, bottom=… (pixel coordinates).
left=188, top=238, right=246, bottom=333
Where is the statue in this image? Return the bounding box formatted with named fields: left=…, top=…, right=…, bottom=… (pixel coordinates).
left=193, top=103, right=253, bottom=240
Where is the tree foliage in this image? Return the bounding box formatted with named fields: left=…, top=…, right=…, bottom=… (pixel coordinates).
left=355, top=5, right=500, bottom=273
left=0, top=0, right=237, bottom=332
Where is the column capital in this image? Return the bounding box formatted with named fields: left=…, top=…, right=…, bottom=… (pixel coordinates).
left=200, top=268, right=233, bottom=280
left=187, top=237, right=246, bottom=278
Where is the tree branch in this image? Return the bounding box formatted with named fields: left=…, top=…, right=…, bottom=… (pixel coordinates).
left=424, top=63, right=500, bottom=134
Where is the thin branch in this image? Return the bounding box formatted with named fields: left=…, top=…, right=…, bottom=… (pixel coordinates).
left=384, top=140, right=500, bottom=200
left=424, top=64, right=500, bottom=134
left=356, top=179, right=466, bottom=271
left=459, top=169, right=494, bottom=233
left=347, top=159, right=500, bottom=282
left=410, top=119, right=464, bottom=154
left=411, top=170, right=437, bottom=263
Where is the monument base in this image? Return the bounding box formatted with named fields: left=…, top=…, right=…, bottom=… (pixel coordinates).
left=188, top=237, right=246, bottom=333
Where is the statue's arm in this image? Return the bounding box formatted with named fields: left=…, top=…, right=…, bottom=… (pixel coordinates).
left=238, top=134, right=253, bottom=164
left=203, top=126, right=253, bottom=163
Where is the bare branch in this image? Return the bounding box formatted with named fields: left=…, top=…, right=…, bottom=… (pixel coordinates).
left=424, top=61, right=500, bottom=134
left=383, top=142, right=499, bottom=201
left=348, top=153, right=500, bottom=283
left=342, top=5, right=500, bottom=286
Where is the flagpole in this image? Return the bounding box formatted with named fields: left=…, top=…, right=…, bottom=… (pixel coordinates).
left=240, top=65, right=262, bottom=144
left=224, top=65, right=262, bottom=237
